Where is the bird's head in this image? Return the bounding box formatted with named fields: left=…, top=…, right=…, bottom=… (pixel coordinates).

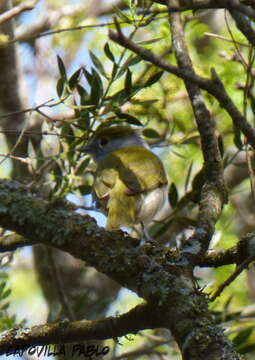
left=78, top=126, right=148, bottom=163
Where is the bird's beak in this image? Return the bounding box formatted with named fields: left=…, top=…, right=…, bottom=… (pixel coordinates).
left=77, top=144, right=94, bottom=153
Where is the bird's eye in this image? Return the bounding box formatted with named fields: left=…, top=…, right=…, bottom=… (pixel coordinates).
left=99, top=136, right=109, bottom=147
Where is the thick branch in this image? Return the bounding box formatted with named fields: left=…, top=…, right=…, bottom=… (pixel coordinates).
left=198, top=232, right=255, bottom=267
left=0, top=304, right=155, bottom=355
left=0, top=180, right=241, bottom=360
left=0, top=1, right=29, bottom=179
left=109, top=31, right=255, bottom=149
left=151, top=0, right=255, bottom=19
left=223, top=0, right=255, bottom=20
left=168, top=0, right=226, bottom=259
left=230, top=8, right=255, bottom=47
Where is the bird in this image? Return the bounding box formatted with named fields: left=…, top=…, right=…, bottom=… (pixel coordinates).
left=78, top=125, right=168, bottom=232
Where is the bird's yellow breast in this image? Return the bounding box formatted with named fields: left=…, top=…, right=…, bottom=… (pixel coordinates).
left=94, top=146, right=168, bottom=230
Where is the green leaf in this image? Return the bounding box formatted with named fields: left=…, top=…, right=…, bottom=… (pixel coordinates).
left=89, top=51, right=107, bottom=79
left=0, top=282, right=6, bottom=297
left=117, top=55, right=141, bottom=78
left=76, top=157, right=90, bottom=176
left=61, top=123, right=74, bottom=144
left=116, top=112, right=143, bottom=126
left=76, top=84, right=90, bottom=106
left=169, top=183, right=178, bottom=208
left=78, top=113, right=90, bottom=130
left=57, top=55, right=67, bottom=79
left=238, top=343, right=255, bottom=354
left=144, top=71, right=164, bottom=87
left=131, top=98, right=158, bottom=105
left=111, top=63, right=119, bottom=78
left=250, top=94, right=255, bottom=117
left=56, top=78, right=65, bottom=98
left=143, top=128, right=160, bottom=139
left=124, top=68, right=132, bottom=93
left=137, top=37, right=164, bottom=45
left=191, top=169, right=204, bottom=200
left=76, top=84, right=87, bottom=98
left=185, top=161, right=193, bottom=192
left=104, top=43, right=115, bottom=63
left=113, top=6, right=131, bottom=23
left=53, top=160, right=63, bottom=193
left=69, top=68, right=81, bottom=90
left=232, top=327, right=253, bottom=346
left=90, top=68, right=103, bottom=105
left=1, top=289, right=11, bottom=299
left=83, top=68, right=93, bottom=86
left=0, top=302, right=10, bottom=311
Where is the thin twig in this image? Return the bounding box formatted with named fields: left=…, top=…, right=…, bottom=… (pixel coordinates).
left=0, top=99, right=55, bottom=120
left=109, top=29, right=255, bottom=148
left=210, top=256, right=255, bottom=301
left=0, top=120, right=28, bottom=167
left=138, top=1, right=255, bottom=19
left=224, top=10, right=247, bottom=69
left=0, top=0, right=39, bottom=25
left=204, top=32, right=249, bottom=48
left=0, top=129, right=79, bottom=139
left=0, top=153, right=31, bottom=164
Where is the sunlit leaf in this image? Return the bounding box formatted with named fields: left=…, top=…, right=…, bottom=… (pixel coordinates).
left=143, top=128, right=160, bottom=138
left=144, top=71, right=164, bottom=87
left=89, top=51, right=107, bottom=79
left=76, top=157, right=91, bottom=176
left=113, top=6, right=131, bottom=23
left=117, top=55, right=141, bottom=78
left=185, top=161, right=193, bottom=192
left=137, top=37, right=164, bottom=45
left=232, top=327, right=253, bottom=346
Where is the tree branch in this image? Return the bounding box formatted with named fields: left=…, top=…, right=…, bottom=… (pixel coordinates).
left=229, top=8, right=255, bottom=47
left=108, top=30, right=255, bottom=149
left=143, top=0, right=255, bottom=19
left=167, top=0, right=226, bottom=260
left=0, top=1, right=29, bottom=179
left=224, top=0, right=255, bottom=20
left=0, top=304, right=155, bottom=355
left=210, top=255, right=255, bottom=301
left=198, top=232, right=255, bottom=267
left=14, top=0, right=126, bottom=43
left=0, top=0, right=38, bottom=25
left=0, top=179, right=242, bottom=359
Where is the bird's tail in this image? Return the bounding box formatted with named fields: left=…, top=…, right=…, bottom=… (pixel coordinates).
left=106, top=179, right=139, bottom=230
